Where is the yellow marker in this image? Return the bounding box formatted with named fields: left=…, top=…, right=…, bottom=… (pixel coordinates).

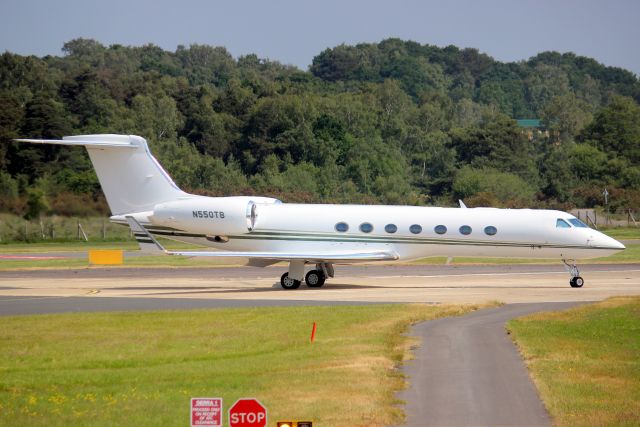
left=277, top=422, right=312, bottom=427
left=88, top=249, right=123, bottom=265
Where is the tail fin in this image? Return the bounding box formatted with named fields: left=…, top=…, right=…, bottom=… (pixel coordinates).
left=15, top=134, right=188, bottom=215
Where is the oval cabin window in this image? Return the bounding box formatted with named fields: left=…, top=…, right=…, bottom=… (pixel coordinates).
left=434, top=225, right=447, bottom=235
left=409, top=224, right=422, bottom=234
left=484, top=226, right=497, bottom=236
left=335, top=222, right=349, bottom=232
left=384, top=224, right=397, bottom=234
left=459, top=225, right=472, bottom=235
left=359, top=222, right=374, bottom=233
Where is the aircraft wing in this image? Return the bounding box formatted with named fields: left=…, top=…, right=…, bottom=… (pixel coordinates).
left=164, top=250, right=397, bottom=262
left=125, top=216, right=398, bottom=263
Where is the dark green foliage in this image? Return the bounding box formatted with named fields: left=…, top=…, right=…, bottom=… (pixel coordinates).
left=580, top=96, right=640, bottom=164
left=452, top=166, right=536, bottom=205
left=1, top=38, right=640, bottom=216
left=24, top=188, right=48, bottom=219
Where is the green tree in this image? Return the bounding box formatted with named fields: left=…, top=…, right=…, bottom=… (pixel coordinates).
left=452, top=166, right=536, bottom=203
left=449, top=115, right=539, bottom=183
left=541, top=93, right=593, bottom=142
left=525, top=63, right=570, bottom=114
left=580, top=96, right=640, bottom=164
left=24, top=188, right=49, bottom=219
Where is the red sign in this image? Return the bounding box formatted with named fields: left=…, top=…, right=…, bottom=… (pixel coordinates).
left=191, top=398, right=223, bottom=427
left=229, top=398, right=268, bottom=427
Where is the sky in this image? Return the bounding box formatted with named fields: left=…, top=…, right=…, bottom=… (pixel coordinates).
left=1, top=0, right=639, bottom=75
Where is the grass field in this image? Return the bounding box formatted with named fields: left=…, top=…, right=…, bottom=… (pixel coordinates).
left=410, top=243, right=640, bottom=265
left=600, top=227, right=640, bottom=240
left=0, top=238, right=200, bottom=253
left=508, top=297, right=640, bottom=426
left=0, top=303, right=484, bottom=426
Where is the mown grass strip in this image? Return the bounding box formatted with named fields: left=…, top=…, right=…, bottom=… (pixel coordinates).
left=508, top=297, right=640, bottom=426
left=0, top=304, right=483, bottom=426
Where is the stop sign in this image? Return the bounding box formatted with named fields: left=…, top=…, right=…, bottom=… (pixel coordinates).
left=229, top=398, right=267, bottom=427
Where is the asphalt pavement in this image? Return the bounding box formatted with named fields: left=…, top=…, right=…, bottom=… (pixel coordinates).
left=0, top=262, right=636, bottom=280
left=398, top=302, right=586, bottom=427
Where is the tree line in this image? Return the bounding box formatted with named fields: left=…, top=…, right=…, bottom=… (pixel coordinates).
left=0, top=38, right=639, bottom=218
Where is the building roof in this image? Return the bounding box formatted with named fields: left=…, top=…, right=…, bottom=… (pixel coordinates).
left=516, top=119, right=542, bottom=128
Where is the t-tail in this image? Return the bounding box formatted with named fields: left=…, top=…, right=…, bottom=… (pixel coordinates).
left=15, top=134, right=187, bottom=215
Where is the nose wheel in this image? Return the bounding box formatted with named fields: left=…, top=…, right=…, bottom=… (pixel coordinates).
left=570, top=276, right=584, bottom=288
left=563, top=259, right=585, bottom=288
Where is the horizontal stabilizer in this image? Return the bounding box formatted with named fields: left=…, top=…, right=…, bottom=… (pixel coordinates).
left=14, top=137, right=136, bottom=149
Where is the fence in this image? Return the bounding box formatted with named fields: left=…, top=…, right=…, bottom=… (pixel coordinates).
left=570, top=209, right=639, bottom=229
left=0, top=214, right=133, bottom=243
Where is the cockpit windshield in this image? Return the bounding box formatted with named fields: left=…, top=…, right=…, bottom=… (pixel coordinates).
left=568, top=218, right=588, bottom=228
left=556, top=218, right=571, bottom=228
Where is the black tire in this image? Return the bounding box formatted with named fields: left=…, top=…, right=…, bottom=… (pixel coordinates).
left=570, top=276, right=584, bottom=288
left=305, top=270, right=326, bottom=288
left=280, top=272, right=301, bottom=290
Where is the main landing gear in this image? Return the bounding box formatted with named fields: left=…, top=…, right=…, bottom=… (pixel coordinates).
left=563, top=259, right=584, bottom=288
left=280, top=262, right=334, bottom=290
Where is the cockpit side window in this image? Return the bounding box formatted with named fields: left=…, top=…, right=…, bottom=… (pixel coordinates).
left=568, top=218, right=588, bottom=228
left=556, top=218, right=571, bottom=228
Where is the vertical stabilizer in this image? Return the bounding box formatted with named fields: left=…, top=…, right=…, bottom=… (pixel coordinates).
left=15, top=134, right=188, bottom=215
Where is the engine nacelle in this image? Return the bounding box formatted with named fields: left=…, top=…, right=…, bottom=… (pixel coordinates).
left=150, top=196, right=280, bottom=236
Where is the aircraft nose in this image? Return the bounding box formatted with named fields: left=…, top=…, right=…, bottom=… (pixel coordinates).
left=594, top=233, right=626, bottom=250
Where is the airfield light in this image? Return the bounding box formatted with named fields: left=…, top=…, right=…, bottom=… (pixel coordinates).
left=276, top=422, right=312, bottom=427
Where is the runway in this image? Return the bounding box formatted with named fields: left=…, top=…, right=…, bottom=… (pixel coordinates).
left=0, top=264, right=638, bottom=316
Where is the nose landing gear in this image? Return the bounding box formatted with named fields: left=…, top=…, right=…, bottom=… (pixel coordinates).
left=570, top=276, right=585, bottom=288
left=563, top=259, right=584, bottom=288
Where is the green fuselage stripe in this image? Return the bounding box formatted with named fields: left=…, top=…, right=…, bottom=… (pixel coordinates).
left=225, top=233, right=609, bottom=250
left=115, top=221, right=611, bottom=251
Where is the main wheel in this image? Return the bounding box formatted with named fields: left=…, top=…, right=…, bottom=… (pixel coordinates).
left=305, top=270, right=326, bottom=288
left=280, top=272, right=301, bottom=290
left=570, top=276, right=584, bottom=288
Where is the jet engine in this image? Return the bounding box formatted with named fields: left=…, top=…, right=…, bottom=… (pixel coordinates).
left=150, top=196, right=280, bottom=236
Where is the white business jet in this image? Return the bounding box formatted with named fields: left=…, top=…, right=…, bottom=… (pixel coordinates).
left=16, top=134, right=625, bottom=289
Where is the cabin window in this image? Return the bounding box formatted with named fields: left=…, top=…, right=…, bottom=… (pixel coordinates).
left=384, top=224, right=397, bottom=234
left=556, top=219, right=571, bottom=228
left=484, top=226, right=497, bottom=236
left=434, top=225, right=447, bottom=235
left=335, top=222, right=349, bottom=232
left=459, top=225, right=472, bottom=235
left=568, top=218, right=588, bottom=228
left=359, top=222, right=374, bottom=233
left=409, top=224, right=422, bottom=234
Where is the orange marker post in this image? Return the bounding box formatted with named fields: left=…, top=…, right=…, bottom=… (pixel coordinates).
left=310, top=322, right=317, bottom=343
